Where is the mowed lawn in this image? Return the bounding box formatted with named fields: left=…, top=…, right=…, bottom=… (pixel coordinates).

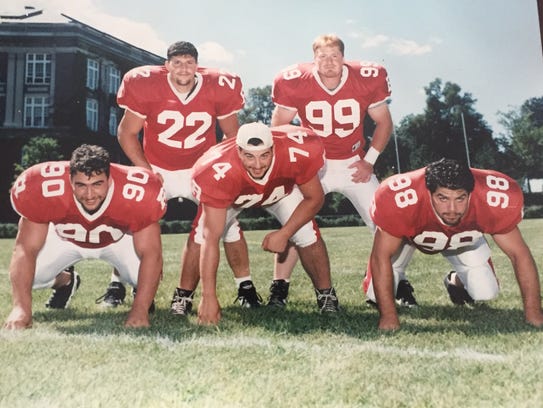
left=1, top=220, right=542, bottom=407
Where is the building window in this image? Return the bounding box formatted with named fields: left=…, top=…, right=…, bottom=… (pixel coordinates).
left=24, top=96, right=49, bottom=127
left=86, top=98, right=99, bottom=131
left=109, top=107, right=118, bottom=135
left=86, top=59, right=99, bottom=90
left=25, top=53, right=51, bottom=84
left=106, top=65, right=121, bottom=94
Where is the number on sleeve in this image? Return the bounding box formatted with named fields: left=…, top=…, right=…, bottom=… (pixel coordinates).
left=122, top=168, right=151, bottom=202
left=387, top=175, right=417, bottom=209
left=12, top=174, right=27, bottom=198
left=218, top=71, right=237, bottom=89
left=388, top=175, right=412, bottom=191
left=485, top=175, right=510, bottom=208
left=360, top=66, right=379, bottom=78
left=281, top=64, right=302, bottom=81
left=212, top=162, right=232, bottom=181
left=286, top=130, right=307, bottom=144
left=127, top=168, right=149, bottom=184
left=288, top=147, right=310, bottom=162
left=40, top=163, right=66, bottom=198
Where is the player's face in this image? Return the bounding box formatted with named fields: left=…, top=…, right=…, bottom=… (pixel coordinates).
left=314, top=45, right=344, bottom=79
left=166, top=54, right=198, bottom=91
left=238, top=147, right=273, bottom=180
left=70, top=171, right=111, bottom=213
left=430, top=187, right=470, bottom=226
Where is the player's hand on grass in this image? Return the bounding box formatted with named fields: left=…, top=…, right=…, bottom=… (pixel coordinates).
left=378, top=315, right=400, bottom=331
left=525, top=310, right=543, bottom=328
left=124, top=307, right=150, bottom=328
left=198, top=295, right=221, bottom=325
left=3, top=306, right=33, bottom=330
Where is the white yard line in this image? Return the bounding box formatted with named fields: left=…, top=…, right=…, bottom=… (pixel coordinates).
left=1, top=330, right=508, bottom=363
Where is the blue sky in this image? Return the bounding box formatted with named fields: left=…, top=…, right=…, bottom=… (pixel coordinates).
left=7, top=0, right=543, bottom=134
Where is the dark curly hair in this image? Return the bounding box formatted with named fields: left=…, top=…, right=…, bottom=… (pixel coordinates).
left=69, top=144, right=110, bottom=178
left=425, top=158, right=474, bottom=193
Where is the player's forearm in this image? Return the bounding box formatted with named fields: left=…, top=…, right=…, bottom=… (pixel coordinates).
left=513, top=256, right=543, bottom=322
left=8, top=252, right=36, bottom=313
left=368, top=121, right=393, bottom=153
left=280, top=198, right=322, bottom=238
left=371, top=254, right=399, bottom=329
left=118, top=131, right=151, bottom=170
left=133, top=252, right=162, bottom=312
left=271, top=106, right=297, bottom=127
left=199, top=240, right=220, bottom=298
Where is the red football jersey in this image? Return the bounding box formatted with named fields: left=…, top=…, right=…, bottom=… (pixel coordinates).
left=191, top=125, right=325, bottom=209
left=371, top=168, right=524, bottom=254
left=117, top=65, right=244, bottom=170
left=11, top=162, right=166, bottom=248
left=272, top=61, right=391, bottom=160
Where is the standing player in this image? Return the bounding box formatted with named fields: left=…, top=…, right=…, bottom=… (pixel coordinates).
left=4, top=144, right=166, bottom=330
left=366, top=158, right=543, bottom=330
left=269, top=33, right=415, bottom=307
left=108, top=41, right=260, bottom=315
left=192, top=122, right=338, bottom=325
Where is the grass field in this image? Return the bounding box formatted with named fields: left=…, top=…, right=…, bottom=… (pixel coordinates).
left=1, top=220, right=543, bottom=407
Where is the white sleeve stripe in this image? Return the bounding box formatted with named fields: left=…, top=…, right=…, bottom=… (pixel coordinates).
left=274, top=102, right=297, bottom=112
left=217, top=109, right=242, bottom=120
left=117, top=104, right=147, bottom=119
left=368, top=96, right=392, bottom=109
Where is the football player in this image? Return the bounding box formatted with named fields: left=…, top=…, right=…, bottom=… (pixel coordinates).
left=268, top=33, right=411, bottom=307
left=111, top=41, right=260, bottom=315
left=365, top=158, right=543, bottom=330
left=4, top=144, right=166, bottom=329
left=191, top=122, right=338, bottom=325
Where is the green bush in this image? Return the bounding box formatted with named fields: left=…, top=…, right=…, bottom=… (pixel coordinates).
left=524, top=205, right=543, bottom=219
left=238, top=216, right=281, bottom=231
left=0, top=223, right=18, bottom=238
left=160, top=219, right=192, bottom=234
left=316, top=214, right=365, bottom=228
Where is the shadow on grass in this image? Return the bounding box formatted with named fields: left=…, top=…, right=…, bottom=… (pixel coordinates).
left=31, top=300, right=538, bottom=341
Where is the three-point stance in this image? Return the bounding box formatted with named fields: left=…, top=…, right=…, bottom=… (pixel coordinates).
left=192, top=122, right=338, bottom=325
left=4, top=145, right=166, bottom=329
left=365, top=158, right=543, bottom=330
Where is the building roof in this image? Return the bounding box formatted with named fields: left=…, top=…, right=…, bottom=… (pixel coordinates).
left=0, top=5, right=163, bottom=63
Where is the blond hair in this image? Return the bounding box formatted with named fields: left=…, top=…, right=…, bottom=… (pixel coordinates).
left=312, top=34, right=345, bottom=56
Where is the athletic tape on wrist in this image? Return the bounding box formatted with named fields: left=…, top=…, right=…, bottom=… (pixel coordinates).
left=363, top=146, right=380, bottom=165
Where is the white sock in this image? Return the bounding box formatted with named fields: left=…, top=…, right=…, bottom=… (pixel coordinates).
left=235, top=276, right=252, bottom=288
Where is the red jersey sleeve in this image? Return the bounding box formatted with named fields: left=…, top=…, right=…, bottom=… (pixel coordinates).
left=191, top=141, right=242, bottom=208
left=201, top=68, right=245, bottom=119
left=347, top=61, right=392, bottom=107
left=272, top=125, right=325, bottom=185
left=117, top=65, right=164, bottom=118
left=370, top=169, right=426, bottom=238
left=469, top=169, right=524, bottom=234
left=271, top=63, right=311, bottom=110
left=110, top=165, right=167, bottom=232
left=10, top=162, right=72, bottom=223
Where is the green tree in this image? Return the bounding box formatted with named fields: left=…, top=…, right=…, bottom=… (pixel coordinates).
left=498, top=97, right=543, bottom=185
left=14, top=136, right=63, bottom=178
left=238, top=85, right=274, bottom=125
left=395, top=78, right=499, bottom=171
